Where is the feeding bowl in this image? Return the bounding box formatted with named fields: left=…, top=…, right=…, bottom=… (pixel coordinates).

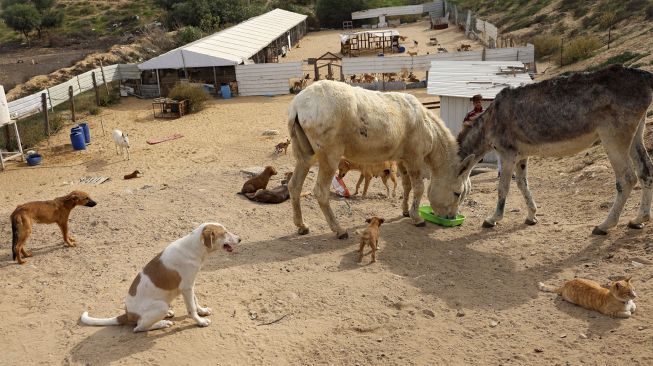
left=26, top=153, right=42, bottom=166
left=418, top=205, right=465, bottom=227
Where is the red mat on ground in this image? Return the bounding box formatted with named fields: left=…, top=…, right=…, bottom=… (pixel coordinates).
left=146, top=133, right=184, bottom=145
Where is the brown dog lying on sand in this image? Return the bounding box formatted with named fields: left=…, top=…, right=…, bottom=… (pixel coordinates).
left=359, top=217, right=384, bottom=263
left=239, top=166, right=277, bottom=194
left=244, top=172, right=293, bottom=203
left=11, top=191, right=97, bottom=264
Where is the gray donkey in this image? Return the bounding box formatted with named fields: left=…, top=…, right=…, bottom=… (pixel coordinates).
left=457, top=65, right=653, bottom=235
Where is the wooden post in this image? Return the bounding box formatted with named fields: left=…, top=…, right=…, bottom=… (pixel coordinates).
left=69, top=86, right=76, bottom=122
left=560, top=38, right=564, bottom=66
left=314, top=63, right=319, bottom=80
left=42, top=93, right=50, bottom=137
left=482, top=47, right=486, bottom=61
left=99, top=60, right=109, bottom=96
left=92, top=72, right=100, bottom=106
left=4, top=124, right=10, bottom=151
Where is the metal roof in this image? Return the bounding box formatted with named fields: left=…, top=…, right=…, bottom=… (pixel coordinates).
left=139, top=9, right=307, bottom=70
left=427, top=61, right=533, bottom=99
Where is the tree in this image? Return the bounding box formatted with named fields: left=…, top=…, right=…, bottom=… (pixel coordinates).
left=1, top=3, right=41, bottom=44
left=40, top=8, right=63, bottom=30
left=315, top=0, right=366, bottom=28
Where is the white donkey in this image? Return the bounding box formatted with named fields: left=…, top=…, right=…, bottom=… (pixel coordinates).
left=287, top=80, right=476, bottom=238
left=457, top=65, right=653, bottom=235
left=112, top=129, right=130, bottom=160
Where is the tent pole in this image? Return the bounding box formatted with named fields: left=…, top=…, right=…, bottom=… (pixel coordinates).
left=156, top=69, right=161, bottom=97
left=180, top=50, right=189, bottom=79
left=213, top=66, right=218, bottom=93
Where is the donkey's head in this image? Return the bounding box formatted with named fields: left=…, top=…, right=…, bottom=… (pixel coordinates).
left=427, top=154, right=476, bottom=218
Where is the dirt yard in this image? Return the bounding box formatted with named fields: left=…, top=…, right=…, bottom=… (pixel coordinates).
left=1, top=21, right=653, bottom=366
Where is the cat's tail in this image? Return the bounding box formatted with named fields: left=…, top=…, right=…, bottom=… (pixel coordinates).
left=538, top=282, right=561, bottom=294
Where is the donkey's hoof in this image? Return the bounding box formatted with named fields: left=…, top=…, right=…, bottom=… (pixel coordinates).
left=415, top=221, right=426, bottom=227
left=402, top=211, right=410, bottom=217
left=298, top=227, right=310, bottom=235
left=628, top=222, right=644, bottom=230
left=524, top=218, right=538, bottom=226
left=592, top=227, right=608, bottom=235
left=337, top=232, right=349, bottom=240
left=482, top=220, right=496, bottom=228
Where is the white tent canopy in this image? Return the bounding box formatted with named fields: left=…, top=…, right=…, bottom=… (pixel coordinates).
left=139, top=9, right=307, bottom=70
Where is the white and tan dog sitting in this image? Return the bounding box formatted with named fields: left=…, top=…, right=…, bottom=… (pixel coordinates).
left=80, top=223, right=240, bottom=332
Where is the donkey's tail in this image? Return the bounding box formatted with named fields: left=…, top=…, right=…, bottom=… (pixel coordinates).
left=288, top=104, right=315, bottom=158
left=11, top=214, right=18, bottom=260
left=538, top=282, right=561, bottom=294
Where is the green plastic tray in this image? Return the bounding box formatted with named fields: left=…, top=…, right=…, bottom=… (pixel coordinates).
left=418, top=205, right=465, bottom=227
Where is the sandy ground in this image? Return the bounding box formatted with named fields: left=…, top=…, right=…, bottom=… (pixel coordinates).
left=1, top=21, right=653, bottom=366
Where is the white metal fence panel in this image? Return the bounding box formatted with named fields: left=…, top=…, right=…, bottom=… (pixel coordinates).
left=485, top=44, right=534, bottom=63
left=352, top=5, right=424, bottom=20
left=7, top=63, right=134, bottom=119
left=423, top=1, right=444, bottom=17
left=235, top=62, right=302, bottom=96
left=118, top=64, right=142, bottom=80
left=7, top=90, right=49, bottom=119
left=343, top=56, right=419, bottom=74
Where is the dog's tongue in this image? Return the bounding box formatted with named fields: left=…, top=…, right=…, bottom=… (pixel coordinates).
left=223, top=244, right=233, bottom=252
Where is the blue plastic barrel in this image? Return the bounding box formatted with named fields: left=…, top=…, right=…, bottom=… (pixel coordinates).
left=70, top=127, right=86, bottom=150
left=220, top=84, right=231, bottom=99
left=79, top=123, right=91, bottom=144
left=398, top=46, right=406, bottom=53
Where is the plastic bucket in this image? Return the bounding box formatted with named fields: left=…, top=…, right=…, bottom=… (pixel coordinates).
left=220, top=84, right=231, bottom=99
left=70, top=130, right=86, bottom=150
left=398, top=46, right=406, bottom=53
left=79, top=123, right=91, bottom=144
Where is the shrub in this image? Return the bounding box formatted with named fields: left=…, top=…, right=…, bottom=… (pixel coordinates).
left=531, top=34, right=560, bottom=60
left=646, top=4, right=653, bottom=20
left=168, top=83, right=209, bottom=113
left=176, top=26, right=203, bottom=46
left=561, top=35, right=601, bottom=65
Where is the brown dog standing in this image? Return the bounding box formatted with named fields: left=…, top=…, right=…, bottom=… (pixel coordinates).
left=239, top=166, right=277, bottom=194
left=359, top=217, right=384, bottom=263
left=11, top=191, right=97, bottom=264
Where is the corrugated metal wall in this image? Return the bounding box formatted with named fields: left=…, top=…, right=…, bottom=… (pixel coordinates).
left=423, top=1, right=444, bottom=17
left=352, top=5, right=424, bottom=20
left=342, top=45, right=533, bottom=75
left=235, top=62, right=302, bottom=96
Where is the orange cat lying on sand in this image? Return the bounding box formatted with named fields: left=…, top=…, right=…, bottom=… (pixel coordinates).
left=539, top=277, right=637, bottom=318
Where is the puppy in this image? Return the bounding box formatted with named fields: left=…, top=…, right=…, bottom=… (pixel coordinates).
left=244, top=172, right=292, bottom=204
left=274, top=139, right=291, bottom=155
left=11, top=191, right=97, bottom=264
left=112, top=129, right=130, bottom=160
left=359, top=217, right=384, bottom=263
left=239, top=166, right=277, bottom=194
left=123, top=170, right=142, bottom=180
left=81, top=223, right=241, bottom=332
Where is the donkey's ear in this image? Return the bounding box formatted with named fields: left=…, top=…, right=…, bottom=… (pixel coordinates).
left=458, top=154, right=476, bottom=177
left=626, top=276, right=632, bottom=282
left=379, top=218, right=385, bottom=224
left=365, top=218, right=371, bottom=223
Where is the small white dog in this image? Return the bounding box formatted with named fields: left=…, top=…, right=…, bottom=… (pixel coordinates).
left=81, top=223, right=240, bottom=332
left=112, top=129, right=130, bottom=160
